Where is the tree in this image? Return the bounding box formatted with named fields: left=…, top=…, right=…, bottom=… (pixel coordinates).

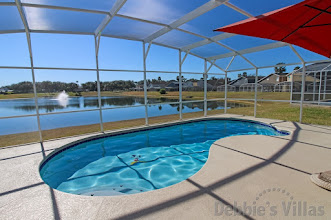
left=158, top=76, right=161, bottom=81
left=176, top=75, right=187, bottom=82
left=66, top=83, right=79, bottom=92
left=81, top=81, right=97, bottom=91
left=274, top=63, right=286, bottom=74
left=159, top=89, right=166, bottom=94
left=294, top=66, right=300, bottom=70
left=9, top=81, right=33, bottom=93
left=243, top=72, right=247, bottom=77
left=5, top=80, right=136, bottom=93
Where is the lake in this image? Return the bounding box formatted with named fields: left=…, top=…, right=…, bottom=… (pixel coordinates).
left=0, top=96, right=244, bottom=135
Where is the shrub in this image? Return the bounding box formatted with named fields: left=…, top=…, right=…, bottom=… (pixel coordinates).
left=159, top=89, right=166, bottom=94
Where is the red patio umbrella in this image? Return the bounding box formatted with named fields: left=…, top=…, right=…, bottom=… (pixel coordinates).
left=214, top=0, right=331, bottom=58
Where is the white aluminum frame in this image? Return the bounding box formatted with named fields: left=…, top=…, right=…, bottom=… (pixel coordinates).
left=143, top=42, right=149, bottom=125
left=143, top=0, right=229, bottom=43
left=224, top=55, right=236, bottom=113
left=0, top=0, right=330, bottom=145
left=14, top=0, right=43, bottom=142
left=179, top=50, right=183, bottom=120
left=94, top=36, right=104, bottom=132
left=254, top=68, right=258, bottom=117
left=289, top=45, right=305, bottom=123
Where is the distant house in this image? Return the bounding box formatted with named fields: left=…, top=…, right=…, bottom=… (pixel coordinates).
left=229, top=77, right=248, bottom=88
left=165, top=81, right=179, bottom=91
left=193, top=80, right=213, bottom=91
left=208, top=79, right=224, bottom=91
left=288, top=62, right=331, bottom=94
left=288, top=61, right=331, bottom=82
left=179, top=80, right=213, bottom=91
left=287, top=73, right=320, bottom=83
left=259, top=73, right=288, bottom=84
left=229, top=76, right=263, bottom=91
left=132, top=84, right=144, bottom=91
left=0, top=87, right=13, bottom=94
left=0, top=87, right=7, bottom=93
left=183, top=81, right=194, bottom=90
left=297, top=61, right=331, bottom=73
left=258, top=73, right=288, bottom=92
left=148, top=83, right=167, bottom=91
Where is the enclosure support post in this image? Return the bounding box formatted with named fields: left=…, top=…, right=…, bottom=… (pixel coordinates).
left=179, top=50, right=183, bottom=120
left=94, top=36, right=104, bottom=132
left=254, top=68, right=258, bottom=117
left=224, top=71, right=228, bottom=114
left=30, top=62, right=43, bottom=142
left=289, top=45, right=305, bottom=123
left=323, top=72, right=327, bottom=100
left=204, top=59, right=208, bottom=117
left=313, top=72, right=316, bottom=102
left=318, top=71, right=323, bottom=105
left=143, top=42, right=149, bottom=125
left=224, top=55, right=235, bottom=114
left=15, top=0, right=43, bottom=142
left=290, top=72, right=294, bottom=104
left=300, top=63, right=306, bottom=123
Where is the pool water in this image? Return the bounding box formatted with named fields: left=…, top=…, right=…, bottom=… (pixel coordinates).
left=40, top=119, right=288, bottom=196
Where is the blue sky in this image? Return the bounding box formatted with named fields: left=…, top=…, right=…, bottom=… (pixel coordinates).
left=0, top=0, right=327, bottom=87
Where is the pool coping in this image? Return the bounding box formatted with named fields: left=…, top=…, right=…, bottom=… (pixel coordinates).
left=39, top=117, right=290, bottom=181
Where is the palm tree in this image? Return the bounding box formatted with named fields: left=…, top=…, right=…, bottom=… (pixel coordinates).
left=176, top=75, right=186, bottom=82
left=274, top=63, right=286, bottom=74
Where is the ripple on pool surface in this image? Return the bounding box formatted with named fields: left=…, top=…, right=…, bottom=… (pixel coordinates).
left=40, top=120, right=287, bottom=196
left=57, top=141, right=211, bottom=195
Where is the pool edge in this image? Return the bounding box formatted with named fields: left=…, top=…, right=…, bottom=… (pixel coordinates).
left=38, top=116, right=290, bottom=173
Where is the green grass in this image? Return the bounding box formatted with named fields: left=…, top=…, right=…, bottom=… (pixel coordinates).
left=119, top=91, right=291, bottom=100
left=0, top=92, right=81, bottom=99
left=0, top=91, right=292, bottom=100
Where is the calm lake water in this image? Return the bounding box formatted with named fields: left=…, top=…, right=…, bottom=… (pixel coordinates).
left=0, top=96, right=245, bottom=135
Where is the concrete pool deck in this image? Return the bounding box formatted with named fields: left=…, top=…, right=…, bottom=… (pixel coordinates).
left=0, top=114, right=330, bottom=219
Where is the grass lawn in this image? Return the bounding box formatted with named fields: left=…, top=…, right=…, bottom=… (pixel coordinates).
left=119, top=91, right=291, bottom=100
left=0, top=92, right=80, bottom=99
left=0, top=91, right=291, bottom=100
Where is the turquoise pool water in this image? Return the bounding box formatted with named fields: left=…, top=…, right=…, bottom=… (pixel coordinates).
left=40, top=119, right=288, bottom=196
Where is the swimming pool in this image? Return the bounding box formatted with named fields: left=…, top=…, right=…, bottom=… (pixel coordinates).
left=40, top=119, right=288, bottom=196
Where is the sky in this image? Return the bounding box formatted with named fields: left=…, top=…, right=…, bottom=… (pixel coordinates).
left=0, top=0, right=327, bottom=87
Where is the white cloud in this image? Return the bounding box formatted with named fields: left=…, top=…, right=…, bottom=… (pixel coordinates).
left=120, top=0, right=181, bottom=24
left=24, top=6, right=52, bottom=30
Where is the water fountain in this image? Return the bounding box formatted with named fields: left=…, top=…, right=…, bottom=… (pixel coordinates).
left=56, top=90, right=69, bottom=107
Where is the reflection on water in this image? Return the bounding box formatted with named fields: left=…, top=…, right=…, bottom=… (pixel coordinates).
left=0, top=96, right=249, bottom=135
left=0, top=96, right=247, bottom=116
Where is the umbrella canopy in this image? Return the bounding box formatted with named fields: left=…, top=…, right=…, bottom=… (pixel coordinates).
left=214, top=0, right=331, bottom=58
